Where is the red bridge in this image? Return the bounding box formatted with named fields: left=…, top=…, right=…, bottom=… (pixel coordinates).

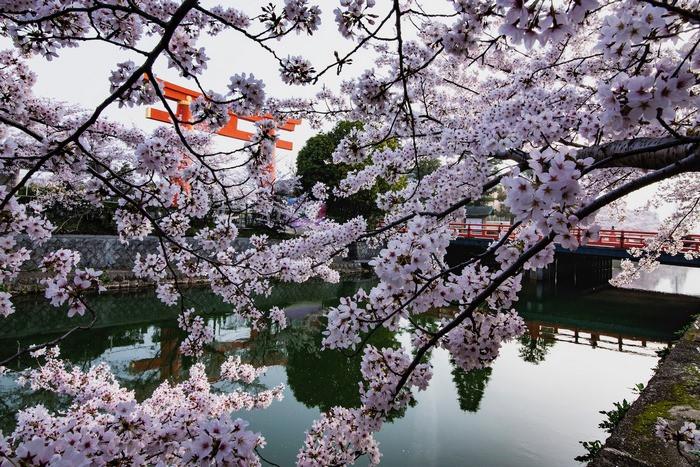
left=449, top=223, right=700, bottom=269
left=451, top=223, right=700, bottom=253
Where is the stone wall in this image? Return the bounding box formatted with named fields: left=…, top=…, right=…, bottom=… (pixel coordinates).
left=591, top=315, right=700, bottom=467
left=19, top=235, right=153, bottom=271
left=16, top=235, right=378, bottom=273
left=17, top=235, right=252, bottom=271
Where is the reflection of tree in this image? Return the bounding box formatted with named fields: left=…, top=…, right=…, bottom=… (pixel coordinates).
left=284, top=319, right=401, bottom=413
left=518, top=323, right=556, bottom=364
left=286, top=327, right=362, bottom=411
left=451, top=363, right=492, bottom=413
left=0, top=325, right=145, bottom=366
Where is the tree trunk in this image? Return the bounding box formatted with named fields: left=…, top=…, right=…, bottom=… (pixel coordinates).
left=495, top=137, right=700, bottom=171
left=578, top=137, right=700, bottom=170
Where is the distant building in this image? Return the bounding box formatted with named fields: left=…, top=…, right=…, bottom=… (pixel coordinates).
left=465, top=205, right=493, bottom=224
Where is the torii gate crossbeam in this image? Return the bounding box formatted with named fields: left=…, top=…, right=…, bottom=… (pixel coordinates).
left=145, top=78, right=301, bottom=151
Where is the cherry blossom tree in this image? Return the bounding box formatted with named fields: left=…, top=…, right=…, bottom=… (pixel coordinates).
left=0, top=0, right=698, bottom=465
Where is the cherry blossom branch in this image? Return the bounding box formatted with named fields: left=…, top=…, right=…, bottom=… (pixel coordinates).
left=0, top=0, right=198, bottom=211
left=640, top=0, right=700, bottom=23
left=0, top=297, right=97, bottom=367
left=392, top=149, right=700, bottom=399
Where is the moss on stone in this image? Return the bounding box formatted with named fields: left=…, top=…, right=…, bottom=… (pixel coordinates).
left=682, top=328, right=700, bottom=341
left=685, top=364, right=700, bottom=382
left=633, top=383, right=700, bottom=434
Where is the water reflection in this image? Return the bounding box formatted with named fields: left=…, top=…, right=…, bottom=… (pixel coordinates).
left=451, top=366, right=492, bottom=412
left=1, top=280, right=699, bottom=466
left=518, top=324, right=556, bottom=364
left=614, top=262, right=700, bottom=296
left=521, top=321, right=661, bottom=357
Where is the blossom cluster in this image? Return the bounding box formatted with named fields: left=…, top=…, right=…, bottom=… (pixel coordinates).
left=0, top=185, right=53, bottom=309
left=323, top=218, right=450, bottom=349
left=178, top=307, right=215, bottom=357
left=191, top=91, right=230, bottom=130
left=40, top=249, right=104, bottom=317
left=195, top=214, right=240, bottom=251
left=334, top=0, right=376, bottom=39
left=360, top=346, right=432, bottom=416
left=109, top=61, right=157, bottom=108
left=502, top=147, right=601, bottom=253
left=1, top=348, right=281, bottom=466
left=220, top=355, right=267, bottom=384
left=497, top=0, right=598, bottom=48
left=597, top=3, right=670, bottom=61
left=655, top=418, right=700, bottom=452
left=228, top=73, right=266, bottom=116
left=115, top=209, right=155, bottom=243
left=282, top=0, right=322, bottom=35
left=441, top=310, right=526, bottom=372
left=280, top=56, right=316, bottom=86
left=598, top=68, right=695, bottom=132
left=297, top=407, right=381, bottom=466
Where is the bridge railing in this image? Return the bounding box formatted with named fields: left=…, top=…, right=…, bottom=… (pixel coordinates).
left=449, top=223, right=700, bottom=253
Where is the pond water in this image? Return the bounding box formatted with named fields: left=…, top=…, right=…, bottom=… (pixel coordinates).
left=616, top=261, right=700, bottom=296
left=1, top=275, right=699, bottom=466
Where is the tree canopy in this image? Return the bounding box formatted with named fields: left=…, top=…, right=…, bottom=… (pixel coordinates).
left=296, top=121, right=395, bottom=225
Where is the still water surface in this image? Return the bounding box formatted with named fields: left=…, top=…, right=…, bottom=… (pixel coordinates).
left=1, top=274, right=699, bottom=466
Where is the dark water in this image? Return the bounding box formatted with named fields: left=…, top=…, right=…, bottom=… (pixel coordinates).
left=1, top=278, right=699, bottom=466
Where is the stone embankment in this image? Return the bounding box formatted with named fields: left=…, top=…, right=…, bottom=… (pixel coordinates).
left=592, top=315, right=700, bottom=467
left=12, top=234, right=377, bottom=293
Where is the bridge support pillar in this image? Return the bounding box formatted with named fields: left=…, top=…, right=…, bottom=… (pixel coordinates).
left=555, top=254, right=577, bottom=289
left=553, top=254, right=612, bottom=290
left=528, top=265, right=555, bottom=284
left=447, top=241, right=615, bottom=290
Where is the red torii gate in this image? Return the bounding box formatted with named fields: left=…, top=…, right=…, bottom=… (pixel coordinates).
left=145, top=78, right=301, bottom=182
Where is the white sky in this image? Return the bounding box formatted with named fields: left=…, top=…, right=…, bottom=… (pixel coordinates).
left=1, top=1, right=673, bottom=226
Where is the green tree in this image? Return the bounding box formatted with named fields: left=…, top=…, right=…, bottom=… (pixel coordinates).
left=296, top=121, right=387, bottom=226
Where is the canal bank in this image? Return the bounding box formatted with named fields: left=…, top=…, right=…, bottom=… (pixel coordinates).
left=592, top=313, right=700, bottom=467
left=9, top=235, right=378, bottom=293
